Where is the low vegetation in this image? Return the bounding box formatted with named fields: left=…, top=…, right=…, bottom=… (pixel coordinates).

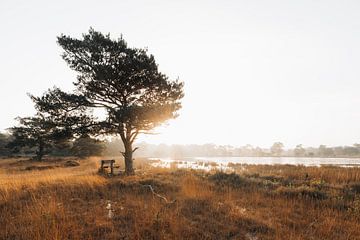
left=1, top=158, right=360, bottom=239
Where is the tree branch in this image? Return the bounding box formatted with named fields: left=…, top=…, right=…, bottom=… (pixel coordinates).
left=132, top=147, right=139, bottom=153
left=142, top=184, right=176, bottom=204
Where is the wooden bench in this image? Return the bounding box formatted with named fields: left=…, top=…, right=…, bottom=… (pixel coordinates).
left=100, top=159, right=120, bottom=175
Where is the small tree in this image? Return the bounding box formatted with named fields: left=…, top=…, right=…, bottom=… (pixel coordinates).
left=33, top=28, right=184, bottom=174
left=271, top=142, right=284, bottom=157
left=294, top=144, right=306, bottom=157
left=0, top=133, right=12, bottom=156
left=7, top=115, right=71, bottom=161
left=254, top=147, right=265, bottom=157
left=71, top=135, right=105, bottom=158
left=318, top=145, right=334, bottom=157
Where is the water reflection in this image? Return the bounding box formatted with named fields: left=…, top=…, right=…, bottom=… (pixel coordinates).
left=149, top=157, right=360, bottom=171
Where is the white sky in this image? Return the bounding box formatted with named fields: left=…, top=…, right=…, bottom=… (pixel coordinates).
left=1, top=0, right=360, bottom=148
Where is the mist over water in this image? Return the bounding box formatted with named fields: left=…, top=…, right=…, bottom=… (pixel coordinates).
left=150, top=156, right=360, bottom=171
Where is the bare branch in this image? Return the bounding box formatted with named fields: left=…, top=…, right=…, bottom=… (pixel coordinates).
left=132, top=147, right=139, bottom=153
left=142, top=184, right=176, bottom=204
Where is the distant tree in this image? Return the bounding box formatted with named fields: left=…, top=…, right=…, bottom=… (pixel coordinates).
left=32, top=28, right=184, bottom=175
left=254, top=147, right=265, bottom=157
left=171, top=144, right=184, bottom=159
left=271, top=142, right=284, bottom=156
left=154, top=144, right=171, bottom=158
left=343, top=146, right=359, bottom=156
left=203, top=143, right=217, bottom=156
left=318, top=145, right=334, bottom=157
left=0, top=133, right=12, bottom=156
left=7, top=115, right=71, bottom=161
left=217, top=145, right=233, bottom=156
left=354, top=143, right=360, bottom=149
left=51, top=139, right=73, bottom=157
left=71, top=135, right=105, bottom=158
left=294, top=144, right=306, bottom=157
left=132, top=141, right=150, bottom=158
left=318, top=145, right=326, bottom=157
left=333, top=146, right=344, bottom=157
left=237, top=144, right=254, bottom=156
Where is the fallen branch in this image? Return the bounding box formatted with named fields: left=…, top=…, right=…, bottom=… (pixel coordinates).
left=142, top=184, right=176, bottom=204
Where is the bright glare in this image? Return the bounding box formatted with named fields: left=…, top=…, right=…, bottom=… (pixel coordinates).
left=1, top=0, right=360, bottom=148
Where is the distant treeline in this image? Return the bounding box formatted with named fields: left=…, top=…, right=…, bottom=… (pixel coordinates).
left=1, top=132, right=360, bottom=158
left=132, top=142, right=360, bottom=158
left=93, top=139, right=360, bottom=158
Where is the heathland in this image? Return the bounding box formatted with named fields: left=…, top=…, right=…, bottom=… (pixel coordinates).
left=1, top=157, right=360, bottom=239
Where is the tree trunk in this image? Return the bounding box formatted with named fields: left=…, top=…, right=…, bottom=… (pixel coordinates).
left=124, top=141, right=135, bottom=175
left=35, top=142, right=44, bottom=161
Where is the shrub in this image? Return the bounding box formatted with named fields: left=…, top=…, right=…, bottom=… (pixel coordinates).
left=209, top=172, right=250, bottom=188
left=276, top=186, right=327, bottom=200
left=349, top=183, right=360, bottom=194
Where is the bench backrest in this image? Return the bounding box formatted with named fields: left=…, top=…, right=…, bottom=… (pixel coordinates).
left=101, top=159, right=115, bottom=165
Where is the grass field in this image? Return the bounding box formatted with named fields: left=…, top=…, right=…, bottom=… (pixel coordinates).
left=1, top=157, right=360, bottom=239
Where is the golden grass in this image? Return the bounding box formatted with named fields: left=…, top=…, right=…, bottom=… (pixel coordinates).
left=1, top=158, right=360, bottom=239
left=0, top=157, right=104, bottom=200
left=234, top=164, right=360, bottom=184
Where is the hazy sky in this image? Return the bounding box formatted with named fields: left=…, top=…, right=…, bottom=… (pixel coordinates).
left=1, top=0, right=360, bottom=148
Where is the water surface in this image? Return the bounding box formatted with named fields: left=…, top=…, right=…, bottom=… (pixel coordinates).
left=149, top=157, right=360, bottom=171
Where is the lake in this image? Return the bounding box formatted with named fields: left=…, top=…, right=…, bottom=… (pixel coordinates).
left=148, top=156, right=360, bottom=171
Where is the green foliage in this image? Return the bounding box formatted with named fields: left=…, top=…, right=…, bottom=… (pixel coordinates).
left=209, top=172, right=250, bottom=188
left=0, top=133, right=12, bottom=156
left=32, top=28, right=184, bottom=174
left=50, top=140, right=73, bottom=157
left=7, top=115, right=72, bottom=161
left=348, top=197, right=360, bottom=217
left=349, top=183, right=360, bottom=194
left=70, top=135, right=105, bottom=158
left=276, top=186, right=327, bottom=200
left=309, top=179, right=326, bottom=190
